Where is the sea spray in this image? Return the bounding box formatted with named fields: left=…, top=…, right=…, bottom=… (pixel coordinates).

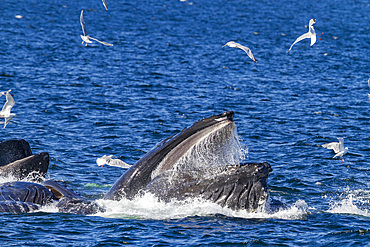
left=94, top=193, right=309, bottom=220
left=327, top=189, right=370, bottom=217
left=169, top=124, right=248, bottom=179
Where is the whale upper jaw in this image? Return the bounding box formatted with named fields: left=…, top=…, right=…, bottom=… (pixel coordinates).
left=105, top=111, right=236, bottom=200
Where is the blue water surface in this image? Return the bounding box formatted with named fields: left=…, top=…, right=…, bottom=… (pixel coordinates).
left=0, top=0, right=369, bottom=246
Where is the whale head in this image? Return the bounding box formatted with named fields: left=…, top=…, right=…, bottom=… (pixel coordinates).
left=105, top=111, right=271, bottom=212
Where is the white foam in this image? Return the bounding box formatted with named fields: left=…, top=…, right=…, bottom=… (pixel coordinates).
left=327, top=189, right=370, bottom=218
left=92, top=193, right=309, bottom=220
left=0, top=175, right=16, bottom=184
left=262, top=199, right=311, bottom=220
left=0, top=171, right=47, bottom=184
left=35, top=202, right=60, bottom=213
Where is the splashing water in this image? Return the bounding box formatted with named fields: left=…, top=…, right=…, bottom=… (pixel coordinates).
left=0, top=171, right=46, bottom=184
left=90, top=194, right=309, bottom=220
left=170, top=123, right=248, bottom=179
left=327, top=190, right=370, bottom=218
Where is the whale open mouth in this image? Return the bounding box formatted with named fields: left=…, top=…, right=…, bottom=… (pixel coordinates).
left=105, top=111, right=271, bottom=212
left=151, top=112, right=242, bottom=180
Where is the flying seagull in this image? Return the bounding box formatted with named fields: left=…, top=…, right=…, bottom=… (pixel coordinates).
left=222, top=41, right=257, bottom=63
left=102, top=0, right=108, bottom=10
left=80, top=10, right=113, bottom=47
left=0, top=90, right=17, bottom=128
left=322, top=138, right=348, bottom=162
left=96, top=155, right=131, bottom=168
left=287, top=19, right=317, bottom=53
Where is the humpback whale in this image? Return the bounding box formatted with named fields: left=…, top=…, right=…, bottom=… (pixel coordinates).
left=0, top=180, right=103, bottom=214
left=0, top=139, right=49, bottom=181
left=0, top=111, right=272, bottom=214
left=0, top=139, right=102, bottom=214
left=104, top=111, right=272, bottom=212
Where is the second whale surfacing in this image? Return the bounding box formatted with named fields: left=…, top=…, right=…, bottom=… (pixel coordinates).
left=105, top=111, right=272, bottom=212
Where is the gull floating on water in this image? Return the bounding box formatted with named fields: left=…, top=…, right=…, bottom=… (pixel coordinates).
left=80, top=10, right=113, bottom=47
left=102, top=0, right=108, bottom=10
left=367, top=78, right=370, bottom=100
left=322, top=138, right=348, bottom=162
left=96, top=155, right=131, bottom=168
left=0, top=90, right=17, bottom=128
left=287, top=19, right=317, bottom=53
left=222, top=41, right=257, bottom=63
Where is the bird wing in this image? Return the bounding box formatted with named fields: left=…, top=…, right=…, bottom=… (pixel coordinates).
left=102, top=0, right=108, bottom=10
left=89, top=36, right=113, bottom=46
left=322, top=142, right=340, bottom=153
left=333, top=148, right=347, bottom=158
left=109, top=159, right=131, bottom=168
left=310, top=32, right=316, bottom=46
left=236, top=44, right=257, bottom=63
left=287, top=32, right=311, bottom=52
left=80, top=10, right=88, bottom=36
left=333, top=152, right=342, bottom=158
left=1, top=92, right=15, bottom=114
left=3, top=116, right=15, bottom=128
left=222, top=41, right=235, bottom=48
left=368, top=78, right=370, bottom=89
left=337, top=138, right=345, bottom=152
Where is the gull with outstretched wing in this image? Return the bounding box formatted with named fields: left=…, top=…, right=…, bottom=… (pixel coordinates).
left=287, top=19, right=317, bottom=53
left=222, top=41, right=257, bottom=63
left=97, top=155, right=131, bottom=168
left=80, top=10, right=113, bottom=47
left=322, top=138, right=348, bottom=162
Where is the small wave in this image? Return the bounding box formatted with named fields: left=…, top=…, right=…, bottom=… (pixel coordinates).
left=327, top=190, right=370, bottom=218
left=260, top=199, right=311, bottom=220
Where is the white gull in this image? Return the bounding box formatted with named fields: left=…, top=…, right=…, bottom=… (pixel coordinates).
left=0, top=90, right=17, bottom=128
left=322, top=138, right=348, bottom=162
left=97, top=155, right=131, bottom=168
left=222, top=41, right=257, bottom=63
left=287, top=19, right=317, bottom=53
left=80, top=10, right=113, bottom=47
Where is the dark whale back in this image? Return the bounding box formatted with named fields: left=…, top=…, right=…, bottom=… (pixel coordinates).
left=0, top=181, right=104, bottom=215
left=0, top=181, right=54, bottom=213
left=0, top=182, right=54, bottom=204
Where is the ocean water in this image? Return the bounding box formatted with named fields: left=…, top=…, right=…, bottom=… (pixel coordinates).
left=0, top=0, right=369, bottom=245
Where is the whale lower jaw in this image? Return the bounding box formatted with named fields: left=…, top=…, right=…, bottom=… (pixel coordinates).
left=145, top=162, right=271, bottom=211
